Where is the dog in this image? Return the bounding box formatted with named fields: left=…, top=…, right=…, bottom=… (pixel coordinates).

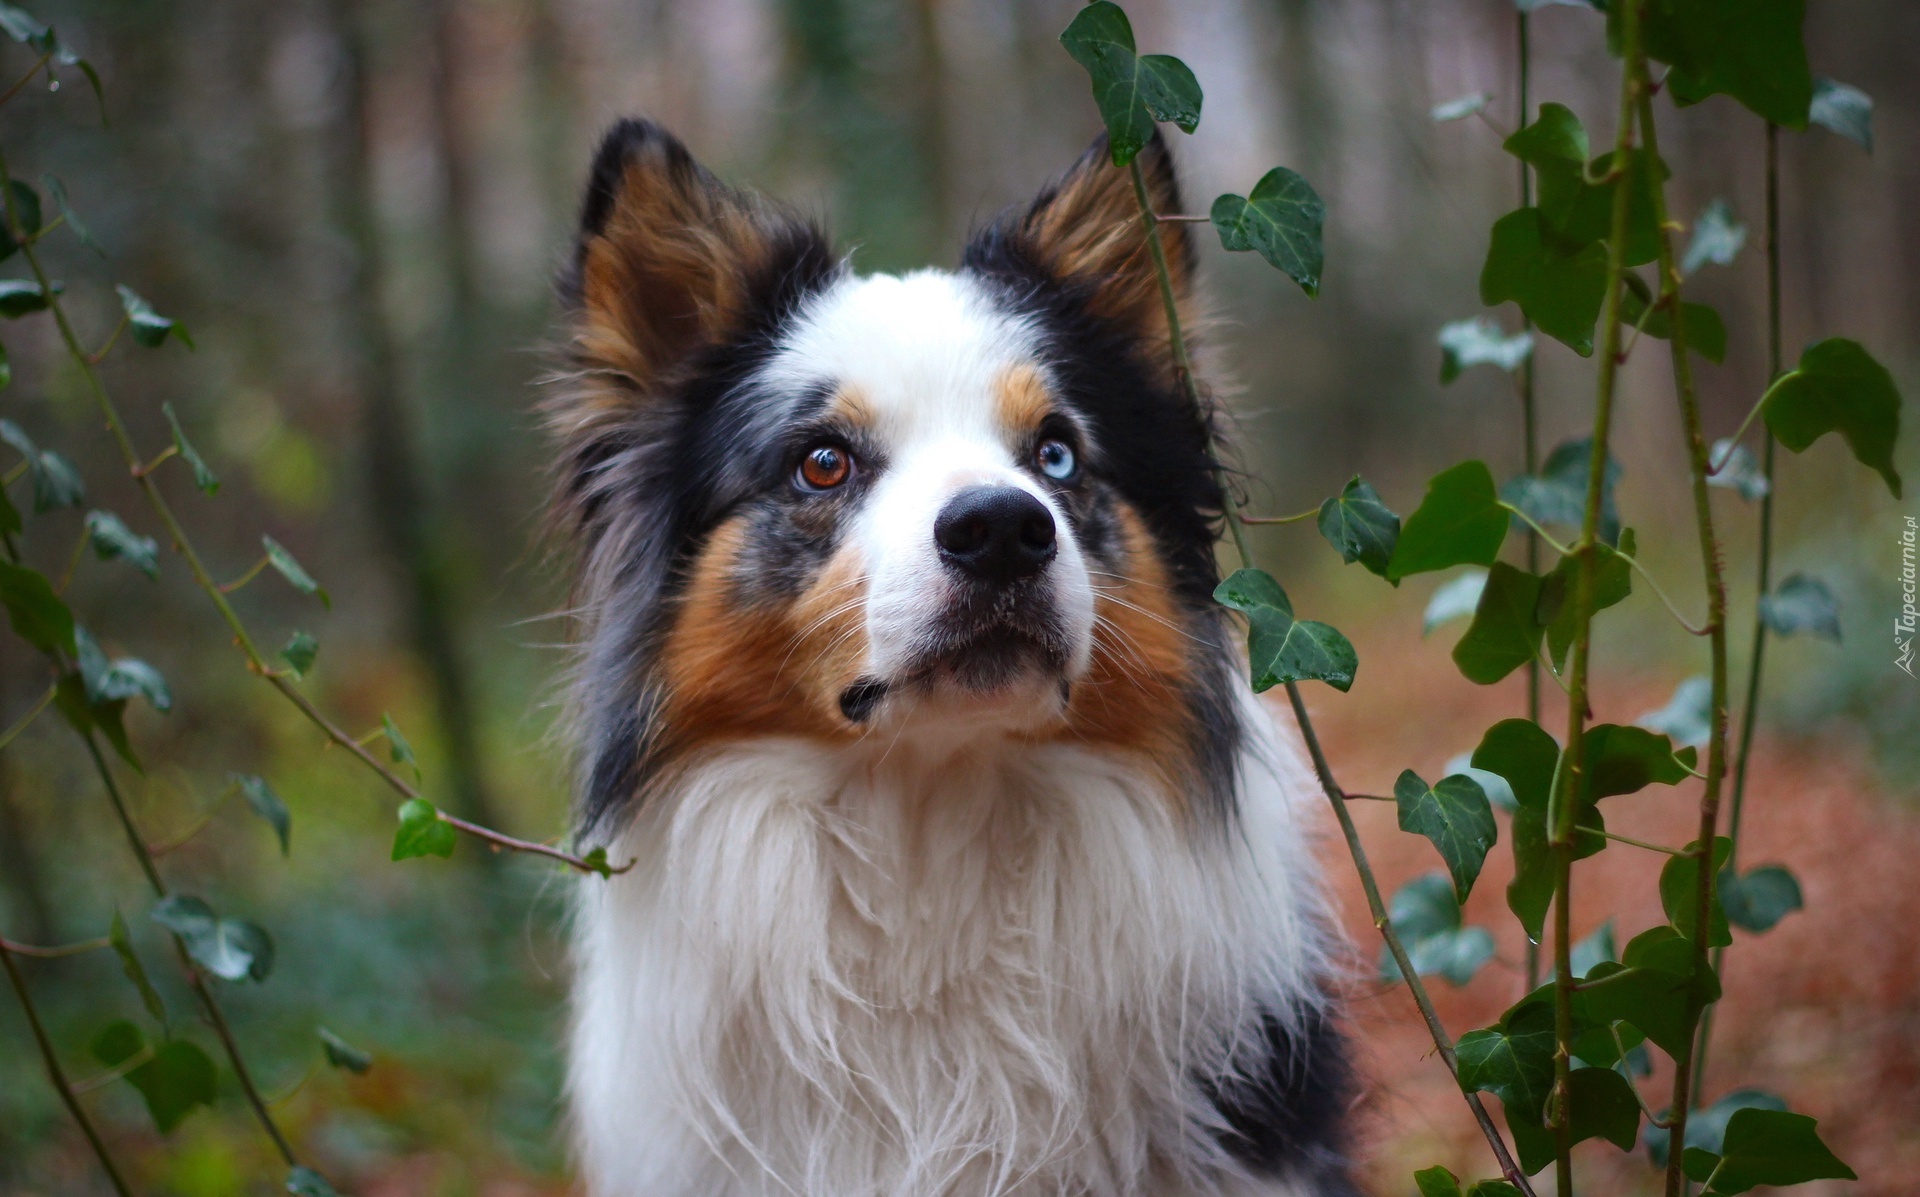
left=545, top=117, right=1357, bottom=1197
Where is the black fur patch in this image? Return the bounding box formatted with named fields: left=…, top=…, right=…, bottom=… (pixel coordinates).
left=1207, top=1006, right=1359, bottom=1194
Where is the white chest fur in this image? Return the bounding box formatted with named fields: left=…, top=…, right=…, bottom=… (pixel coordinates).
left=567, top=699, right=1331, bottom=1197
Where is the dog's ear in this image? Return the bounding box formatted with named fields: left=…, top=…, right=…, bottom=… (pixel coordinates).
left=966, top=130, right=1194, bottom=365
left=559, top=119, right=836, bottom=403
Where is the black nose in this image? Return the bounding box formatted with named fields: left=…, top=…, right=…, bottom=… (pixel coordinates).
left=934, top=485, right=1057, bottom=584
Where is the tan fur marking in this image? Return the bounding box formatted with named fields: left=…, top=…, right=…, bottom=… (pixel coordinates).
left=655, top=517, right=870, bottom=759
left=993, top=364, right=1054, bottom=436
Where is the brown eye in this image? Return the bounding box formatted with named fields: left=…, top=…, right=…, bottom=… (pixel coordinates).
left=797, top=445, right=853, bottom=491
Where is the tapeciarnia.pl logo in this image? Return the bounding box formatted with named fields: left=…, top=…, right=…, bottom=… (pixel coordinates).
left=1899, top=515, right=1917, bottom=678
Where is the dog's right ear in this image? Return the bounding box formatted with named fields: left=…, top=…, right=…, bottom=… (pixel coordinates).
left=558, top=120, right=836, bottom=404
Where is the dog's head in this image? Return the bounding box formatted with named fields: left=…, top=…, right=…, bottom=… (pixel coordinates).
left=549, top=120, right=1238, bottom=830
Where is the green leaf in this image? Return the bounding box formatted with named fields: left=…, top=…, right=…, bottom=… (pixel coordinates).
left=1758, top=572, right=1840, bottom=641
left=1423, top=569, right=1487, bottom=636
left=1570, top=919, right=1618, bottom=980
left=1635, top=0, right=1812, bottom=128
left=150, top=895, right=274, bottom=983
left=162, top=403, right=219, bottom=495
left=1438, top=317, right=1533, bottom=384
left=1502, top=435, right=1621, bottom=545
left=39, top=173, right=104, bottom=256
left=1506, top=1065, right=1644, bottom=1174
left=1, top=419, right=87, bottom=512
left=1719, top=864, right=1802, bottom=933
left=115, top=284, right=193, bottom=351
left=1213, top=568, right=1358, bottom=693
left=1379, top=873, right=1495, bottom=987
left=109, top=909, right=168, bottom=1026
left=1502, top=104, right=1665, bottom=266
left=75, top=628, right=172, bottom=712
left=1618, top=282, right=1728, bottom=363
left=1316, top=476, right=1399, bottom=580
left=1761, top=337, right=1903, bottom=498
left=278, top=630, right=318, bottom=679
left=1210, top=167, right=1325, bottom=296
left=1581, top=722, right=1692, bottom=803
left=1471, top=718, right=1561, bottom=941
left=263, top=535, right=330, bottom=608
left=1706, top=439, right=1769, bottom=502
left=1808, top=77, right=1872, bottom=152
left=1646, top=1088, right=1787, bottom=1168
left=1457, top=1000, right=1557, bottom=1121
left=0, top=557, right=75, bottom=656
left=0, top=337, right=10, bottom=391
left=90, top=1021, right=217, bottom=1134
left=1396, top=771, right=1497, bottom=904
left=1660, top=837, right=1733, bottom=948
left=1430, top=92, right=1490, bottom=122
left=53, top=670, right=140, bottom=771
left=1542, top=530, right=1635, bottom=671
left=1579, top=925, right=1719, bottom=1056
left=381, top=712, right=420, bottom=776
left=318, top=1027, right=372, bottom=1074
left=1413, top=1165, right=1463, bottom=1197
left=1059, top=2, right=1202, bottom=166
left=85, top=510, right=159, bottom=579
left=1479, top=208, right=1608, bottom=355
left=1684, top=1108, right=1855, bottom=1194
left=392, top=797, right=456, bottom=861
left=0, top=277, right=59, bottom=317
left=579, top=845, right=617, bottom=878
left=1682, top=199, right=1746, bottom=276
left=1636, top=675, right=1712, bottom=749
left=3, top=180, right=42, bottom=254
left=287, top=1166, right=342, bottom=1197
left=234, top=774, right=291, bottom=856
left=1386, top=461, right=1508, bottom=581
left=1451, top=562, right=1545, bottom=685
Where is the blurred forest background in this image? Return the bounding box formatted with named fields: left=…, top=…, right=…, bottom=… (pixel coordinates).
left=1, top=0, right=1914, bottom=1193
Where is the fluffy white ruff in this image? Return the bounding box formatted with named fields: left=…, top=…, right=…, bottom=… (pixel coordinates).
left=568, top=688, right=1334, bottom=1197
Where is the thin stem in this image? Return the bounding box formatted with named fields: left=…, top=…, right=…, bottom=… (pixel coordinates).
left=1633, top=81, right=1733, bottom=1197
left=0, top=147, right=607, bottom=876
left=0, top=682, right=55, bottom=751
left=0, top=51, right=53, bottom=109
left=1705, top=396, right=1767, bottom=472
left=87, top=312, right=129, bottom=364
left=1611, top=1024, right=1673, bottom=1127
left=1499, top=499, right=1710, bottom=635
left=1576, top=826, right=1686, bottom=857
left=3, top=942, right=140, bottom=1196
left=0, top=935, right=111, bottom=957
left=1151, top=213, right=1212, bottom=223
left=70, top=1042, right=156, bottom=1094
left=56, top=521, right=89, bottom=593
left=218, top=555, right=270, bottom=594
left=1126, top=152, right=1535, bottom=1196
left=1239, top=507, right=1319, bottom=525
left=1520, top=3, right=1542, bottom=997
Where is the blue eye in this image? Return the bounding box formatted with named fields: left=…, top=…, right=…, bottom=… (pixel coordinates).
left=1036, top=438, right=1077, bottom=481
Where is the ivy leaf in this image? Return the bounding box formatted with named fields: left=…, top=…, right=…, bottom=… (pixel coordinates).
left=1758, top=573, right=1840, bottom=641
left=1452, top=561, right=1546, bottom=685
left=1423, top=569, right=1487, bottom=636
left=109, top=909, right=168, bottom=1026
left=1479, top=208, right=1608, bottom=355
left=1761, top=337, right=1902, bottom=498
left=1386, top=461, right=1508, bottom=581
left=1316, top=476, right=1399, bottom=580
left=1059, top=2, right=1201, bottom=166
left=75, top=628, right=172, bottom=712
left=1617, top=284, right=1728, bottom=364
left=1719, top=865, right=1802, bottom=934
left=54, top=670, right=140, bottom=771
left=4, top=178, right=41, bottom=242
left=318, top=1027, right=372, bottom=1074
left=1430, top=92, right=1491, bottom=122
left=1438, top=316, right=1533, bottom=384
left=1636, top=675, right=1712, bottom=749
left=1505, top=1065, right=1644, bottom=1174
left=0, top=278, right=59, bottom=318
left=1646, top=1088, right=1787, bottom=1168
left=1444, top=753, right=1517, bottom=813
left=1636, top=0, right=1813, bottom=128
left=1395, top=770, right=1497, bottom=903
left=1579, top=925, right=1719, bottom=1056
left=1411, top=1168, right=1523, bottom=1197
left=85, top=511, right=159, bottom=580
left=40, top=173, right=104, bottom=256
left=1706, top=439, right=1769, bottom=501
left=115, top=284, right=194, bottom=351
left=0, top=557, right=76, bottom=656
left=1808, top=77, right=1872, bottom=153
left=234, top=774, right=291, bottom=856
left=1471, top=718, right=1561, bottom=941
left=1682, top=199, right=1746, bottom=276
left=1, top=419, right=86, bottom=511
left=162, top=403, right=219, bottom=496
left=1213, top=568, right=1357, bottom=693
left=392, top=797, right=456, bottom=861
left=1580, top=722, right=1693, bottom=803
left=278, top=630, right=318, bottom=679
left=263, top=535, right=331, bottom=608
left=1501, top=435, right=1621, bottom=545
left=1660, top=837, right=1734, bottom=948
left=151, top=895, right=274, bottom=983
left=1456, top=1000, right=1557, bottom=1121
left=90, top=1021, right=217, bottom=1134
left=1210, top=167, right=1325, bottom=296
left=1542, top=530, right=1635, bottom=671
left=381, top=712, right=421, bottom=777
left=1683, top=1108, right=1855, bottom=1194
left=287, top=1166, right=342, bottom=1197
left=1380, top=873, right=1495, bottom=988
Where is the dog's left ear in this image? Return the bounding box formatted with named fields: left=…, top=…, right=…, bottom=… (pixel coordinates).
left=964, top=130, right=1194, bottom=366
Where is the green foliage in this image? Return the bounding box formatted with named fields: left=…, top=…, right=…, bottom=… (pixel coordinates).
left=151, top=895, right=274, bottom=983
left=1660, top=838, right=1733, bottom=948
left=1760, top=337, right=1903, bottom=498
left=392, top=798, right=456, bottom=861
left=1437, top=317, right=1532, bottom=384
left=1380, top=872, right=1495, bottom=987
left=1315, top=476, right=1399, bottom=580
left=1395, top=769, right=1496, bottom=902
left=1542, top=532, right=1635, bottom=669
left=1681, top=1109, right=1855, bottom=1194
left=1210, top=167, right=1324, bottom=296
left=40, top=172, right=103, bottom=255
left=382, top=712, right=420, bottom=776
left=1479, top=208, right=1608, bottom=355
left=1501, top=436, right=1621, bottom=545
left=1213, top=568, right=1357, bottom=692
left=1386, top=461, right=1508, bottom=581
left=76, top=626, right=172, bottom=713
left=0, top=276, right=58, bottom=317
left=318, top=1027, right=372, bottom=1074
left=1422, top=568, right=1486, bottom=636
left=1059, top=2, right=1200, bottom=166
left=1719, top=865, right=1802, bottom=933
left=1580, top=925, right=1720, bottom=1057
left=1637, top=675, right=1712, bottom=748
left=1457, top=1000, right=1556, bottom=1123
left=1469, top=718, right=1561, bottom=941
left=1413, top=1166, right=1523, bottom=1197
left=0, top=556, right=74, bottom=655
left=109, top=909, right=168, bottom=1026
left=163, top=402, right=220, bottom=495
left=286, top=1166, right=342, bottom=1197
left=1646, top=1088, right=1786, bottom=1167
left=90, top=1020, right=218, bottom=1134
left=86, top=510, right=159, bottom=579
left=1579, top=722, right=1694, bottom=803
left=1808, top=78, right=1873, bottom=152
left=235, top=774, right=291, bottom=856
left=1631, top=0, right=1813, bottom=127
left=263, top=534, right=331, bottom=608
left=1452, top=561, right=1547, bottom=685
left=115, top=284, right=193, bottom=350
left=2, top=417, right=87, bottom=511
left=1706, top=440, right=1770, bottom=501
left=1618, top=282, right=1727, bottom=363
left=1758, top=573, right=1840, bottom=641
left=279, top=630, right=319, bottom=678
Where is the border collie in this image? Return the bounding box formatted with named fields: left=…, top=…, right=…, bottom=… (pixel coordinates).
left=546, top=118, right=1356, bottom=1197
